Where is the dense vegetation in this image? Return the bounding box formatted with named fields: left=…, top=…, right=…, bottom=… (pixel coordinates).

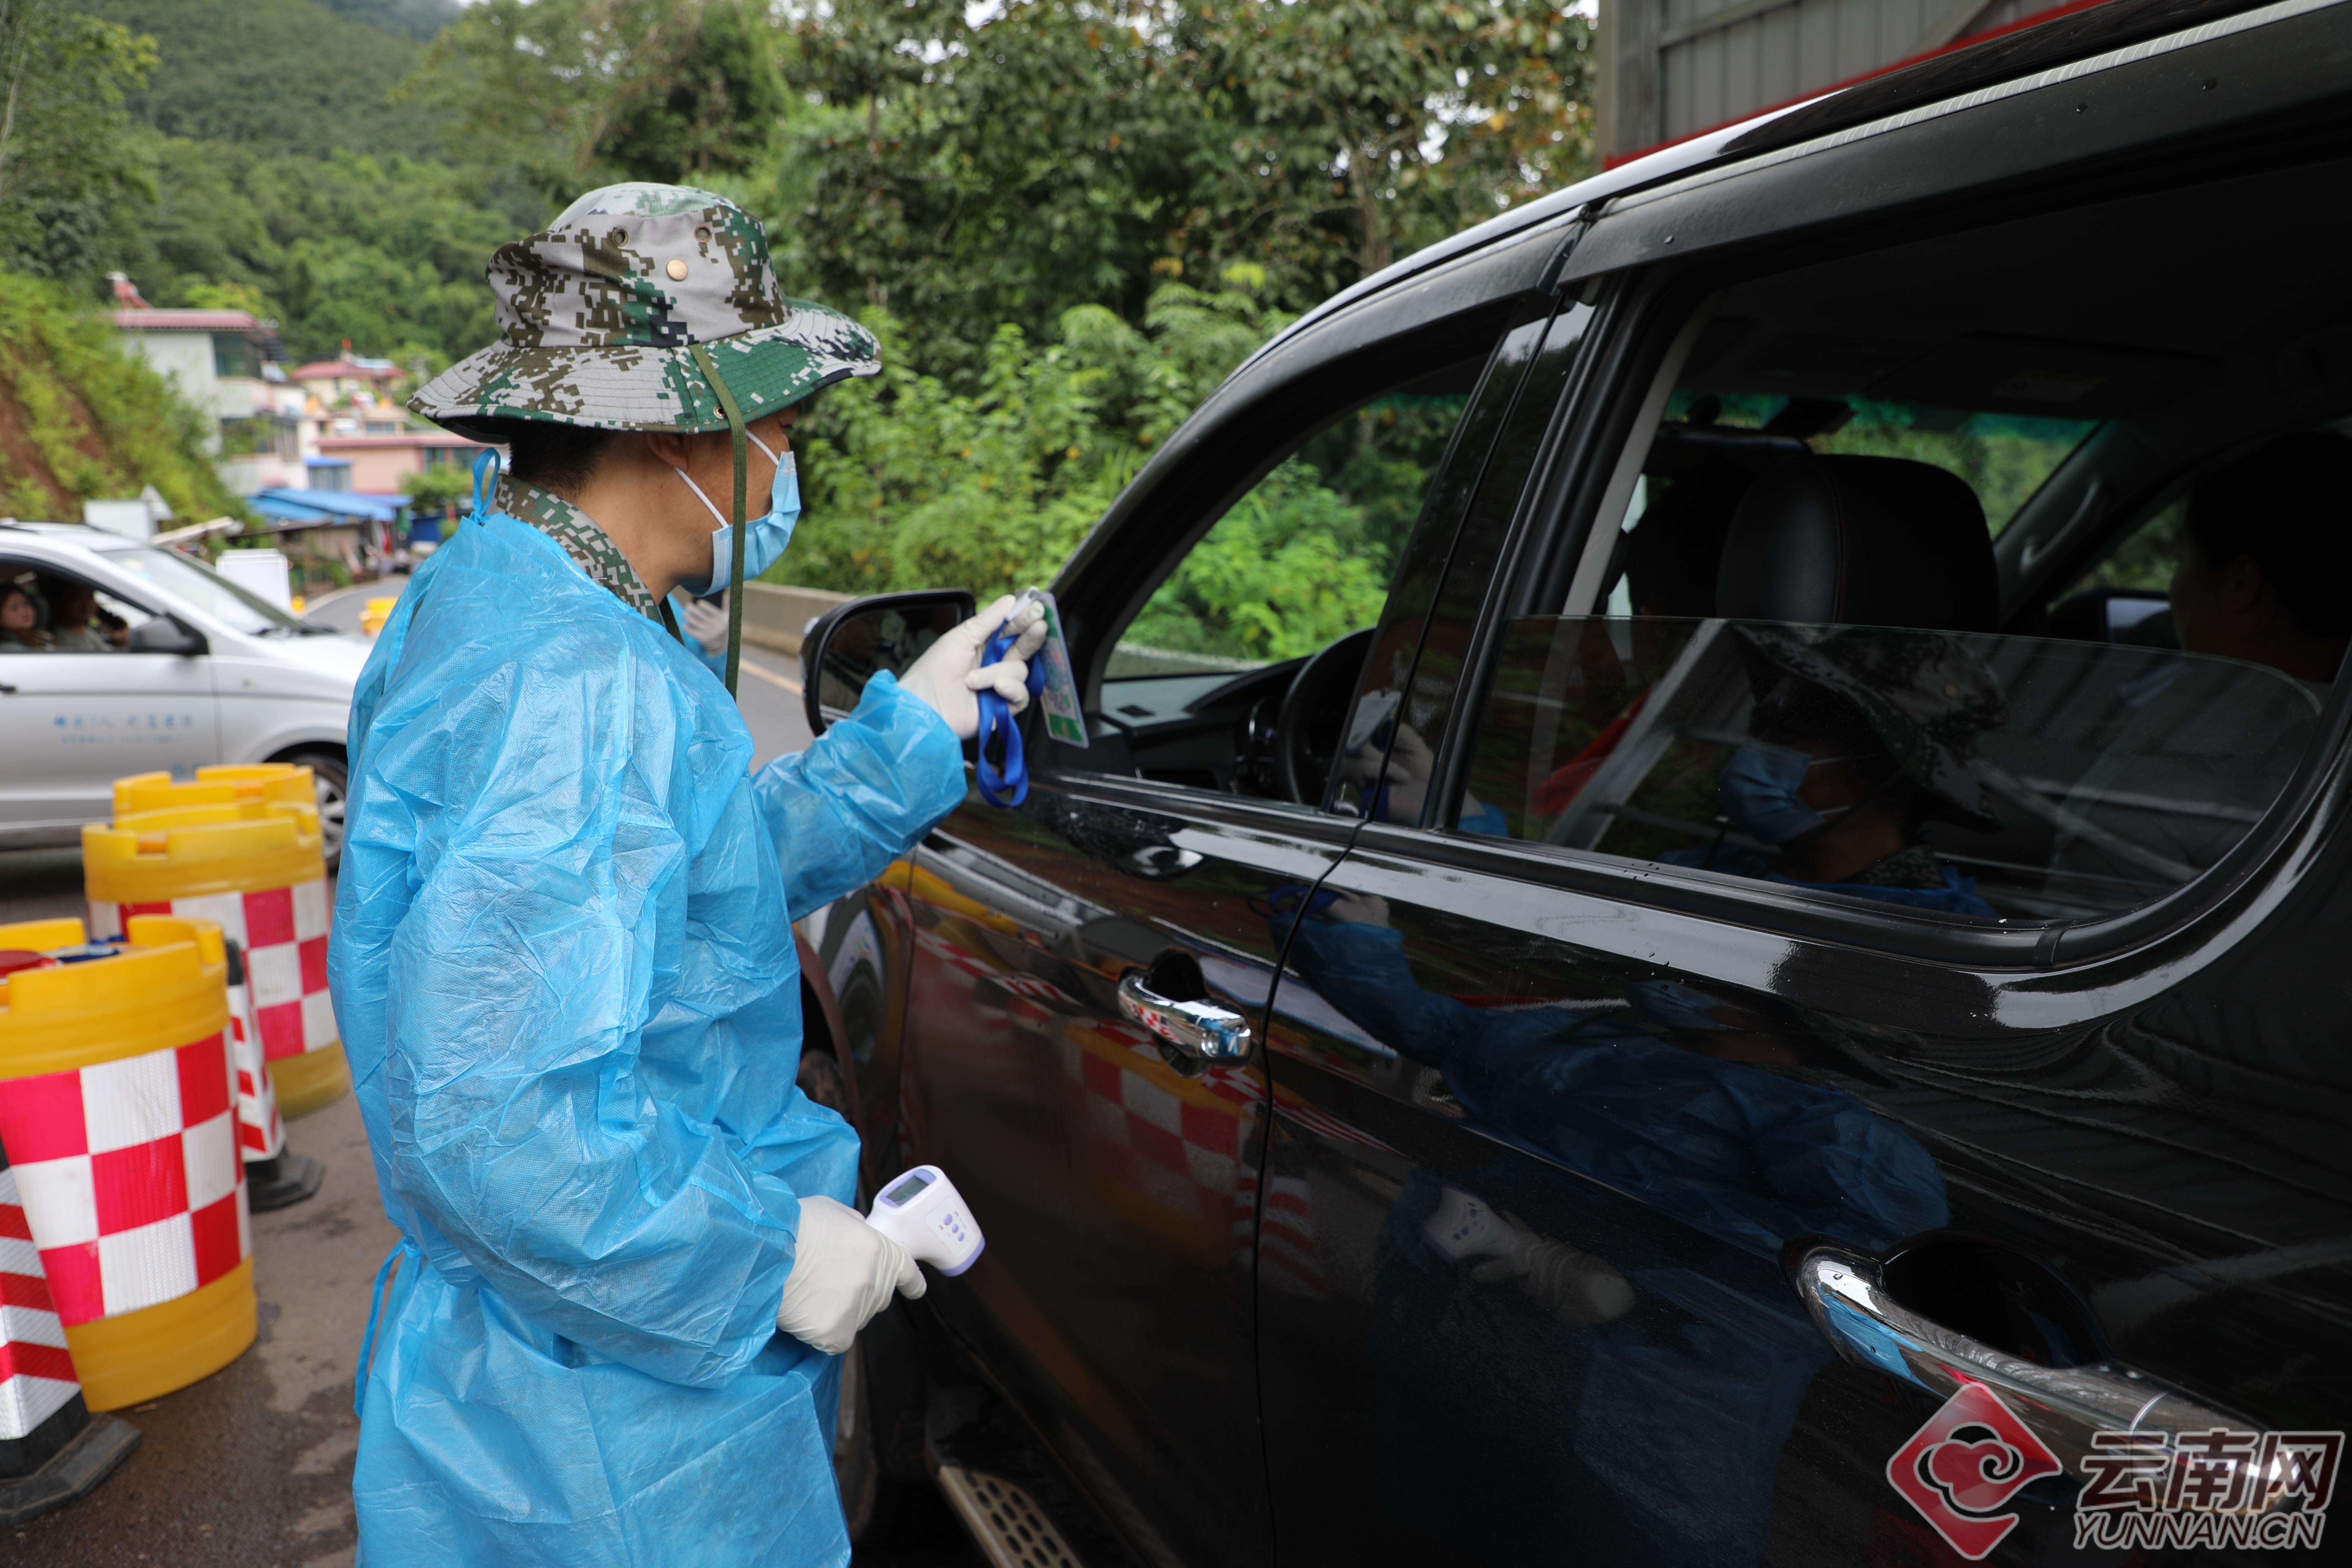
left=114, top=141, right=530, bottom=370
left=0, top=0, right=1597, bottom=589
left=0, top=270, right=240, bottom=520
left=88, top=0, right=441, bottom=160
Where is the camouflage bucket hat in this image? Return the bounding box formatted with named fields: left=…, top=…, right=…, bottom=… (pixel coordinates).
left=410, top=183, right=878, bottom=440
left=1737, top=624, right=2010, bottom=832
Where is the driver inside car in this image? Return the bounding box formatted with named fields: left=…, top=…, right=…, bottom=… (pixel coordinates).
left=2166, top=429, right=2352, bottom=686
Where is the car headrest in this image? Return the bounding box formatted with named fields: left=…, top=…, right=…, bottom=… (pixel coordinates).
left=1714, top=455, right=1996, bottom=632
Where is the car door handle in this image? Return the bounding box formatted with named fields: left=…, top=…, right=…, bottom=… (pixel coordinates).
left=0, top=681, right=15, bottom=693
left=1796, top=1245, right=2248, bottom=1477
left=1117, top=971, right=1253, bottom=1063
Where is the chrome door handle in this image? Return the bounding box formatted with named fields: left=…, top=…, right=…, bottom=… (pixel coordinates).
left=1116, top=971, right=1253, bottom=1062
left=1797, top=1246, right=2249, bottom=1479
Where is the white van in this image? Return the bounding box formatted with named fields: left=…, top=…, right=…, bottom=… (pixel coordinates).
left=0, top=523, right=366, bottom=864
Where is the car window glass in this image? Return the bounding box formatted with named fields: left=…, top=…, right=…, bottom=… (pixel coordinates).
left=0, top=564, right=159, bottom=653
left=100, top=545, right=307, bottom=637
left=1652, top=392, right=2097, bottom=537
left=1458, top=167, right=2352, bottom=929
left=1454, top=616, right=2319, bottom=920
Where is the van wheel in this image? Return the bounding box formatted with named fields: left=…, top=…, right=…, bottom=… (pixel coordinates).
left=794, top=1049, right=881, bottom=1541
left=274, top=748, right=348, bottom=872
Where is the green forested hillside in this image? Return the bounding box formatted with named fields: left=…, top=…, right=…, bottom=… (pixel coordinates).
left=88, top=0, right=439, bottom=158
left=113, top=140, right=532, bottom=368
left=0, top=271, right=240, bottom=522
left=314, top=0, right=458, bottom=43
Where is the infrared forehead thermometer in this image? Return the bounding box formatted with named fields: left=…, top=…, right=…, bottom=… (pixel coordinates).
left=866, top=1165, right=985, bottom=1276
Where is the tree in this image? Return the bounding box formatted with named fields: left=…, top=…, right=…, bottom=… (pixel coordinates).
left=90, top=0, right=440, bottom=161
left=110, top=140, right=529, bottom=368
left=1194, top=0, right=1593, bottom=278
left=0, top=269, right=241, bottom=522
left=777, top=0, right=1593, bottom=383
left=404, top=0, right=789, bottom=205
left=785, top=268, right=1286, bottom=598
left=0, top=0, right=155, bottom=284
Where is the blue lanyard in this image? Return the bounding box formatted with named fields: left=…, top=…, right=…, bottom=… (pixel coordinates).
left=468, top=447, right=502, bottom=524
left=975, top=623, right=1047, bottom=807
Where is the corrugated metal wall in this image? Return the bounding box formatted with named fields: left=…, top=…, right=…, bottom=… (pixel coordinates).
left=1598, top=0, right=2053, bottom=161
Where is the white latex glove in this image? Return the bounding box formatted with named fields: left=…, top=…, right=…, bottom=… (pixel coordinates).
left=1468, top=1212, right=1637, bottom=1328
left=898, top=594, right=1049, bottom=740
left=683, top=598, right=728, bottom=655
left=774, top=1194, right=925, bottom=1355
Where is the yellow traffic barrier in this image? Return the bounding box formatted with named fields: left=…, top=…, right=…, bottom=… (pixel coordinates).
left=0, top=915, right=257, bottom=1411
left=112, top=763, right=317, bottom=820
left=83, top=801, right=348, bottom=1118
left=360, top=596, right=399, bottom=637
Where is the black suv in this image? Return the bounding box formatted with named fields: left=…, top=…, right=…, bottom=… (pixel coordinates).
left=792, top=2, right=2352, bottom=1560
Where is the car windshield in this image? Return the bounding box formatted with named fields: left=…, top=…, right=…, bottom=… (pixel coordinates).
left=99, top=545, right=313, bottom=636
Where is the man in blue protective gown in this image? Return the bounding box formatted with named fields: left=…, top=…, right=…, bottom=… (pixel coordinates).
left=327, top=183, right=1045, bottom=1567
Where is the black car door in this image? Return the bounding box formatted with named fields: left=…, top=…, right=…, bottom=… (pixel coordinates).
left=893, top=285, right=1568, bottom=1568
left=1255, top=131, right=2352, bottom=1567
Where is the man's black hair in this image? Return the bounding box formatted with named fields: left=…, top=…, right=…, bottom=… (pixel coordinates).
left=470, top=418, right=617, bottom=496
left=2186, top=430, right=2352, bottom=642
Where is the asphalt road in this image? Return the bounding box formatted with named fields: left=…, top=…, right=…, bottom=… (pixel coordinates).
left=0, top=597, right=981, bottom=1567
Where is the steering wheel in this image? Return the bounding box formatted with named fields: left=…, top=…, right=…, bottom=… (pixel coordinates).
left=1273, top=628, right=1377, bottom=805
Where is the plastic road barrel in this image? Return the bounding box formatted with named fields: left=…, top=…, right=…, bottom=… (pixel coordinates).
left=112, top=764, right=316, bottom=820
left=83, top=800, right=348, bottom=1118
left=0, top=916, right=256, bottom=1412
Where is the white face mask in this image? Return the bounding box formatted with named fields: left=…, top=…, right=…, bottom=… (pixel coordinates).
left=673, top=429, right=801, bottom=594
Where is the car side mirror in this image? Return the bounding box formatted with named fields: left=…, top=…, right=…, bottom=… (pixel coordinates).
left=800, top=589, right=975, bottom=737
left=127, top=615, right=207, bottom=657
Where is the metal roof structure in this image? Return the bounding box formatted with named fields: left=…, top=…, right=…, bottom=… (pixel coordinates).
left=1595, top=0, right=2111, bottom=162
left=248, top=488, right=410, bottom=528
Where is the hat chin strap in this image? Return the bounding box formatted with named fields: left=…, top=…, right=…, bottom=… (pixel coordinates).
left=686, top=344, right=749, bottom=698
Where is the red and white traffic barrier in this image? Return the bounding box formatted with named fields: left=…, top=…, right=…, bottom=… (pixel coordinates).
left=0, top=1033, right=250, bottom=1328
left=91, top=881, right=334, bottom=1065
left=0, top=1162, right=75, bottom=1441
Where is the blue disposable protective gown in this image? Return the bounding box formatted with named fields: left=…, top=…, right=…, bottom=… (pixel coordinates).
left=327, top=510, right=965, bottom=1567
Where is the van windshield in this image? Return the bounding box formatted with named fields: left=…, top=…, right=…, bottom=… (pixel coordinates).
left=99, top=546, right=314, bottom=637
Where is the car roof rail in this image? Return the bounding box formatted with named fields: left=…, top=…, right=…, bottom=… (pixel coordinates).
left=1718, top=0, right=2303, bottom=163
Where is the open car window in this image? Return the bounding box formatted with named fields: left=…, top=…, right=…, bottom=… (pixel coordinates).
left=0, top=562, right=162, bottom=652
left=1454, top=616, right=2320, bottom=922
left=1108, top=385, right=1472, bottom=680
left=1094, top=366, right=1480, bottom=797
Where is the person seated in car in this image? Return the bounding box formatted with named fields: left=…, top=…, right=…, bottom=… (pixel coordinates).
left=2044, top=434, right=2351, bottom=906
left=2168, top=429, right=2352, bottom=684
left=47, top=582, right=113, bottom=651
left=1676, top=626, right=2008, bottom=918
left=0, top=582, right=49, bottom=650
